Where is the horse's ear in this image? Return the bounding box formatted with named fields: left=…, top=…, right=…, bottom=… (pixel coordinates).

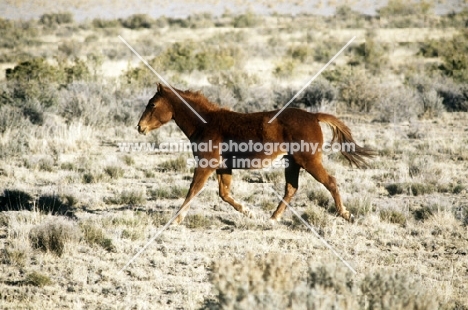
left=157, top=83, right=163, bottom=93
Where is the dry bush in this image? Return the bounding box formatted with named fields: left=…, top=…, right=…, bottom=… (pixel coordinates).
left=379, top=209, right=407, bottom=226
left=374, top=86, right=423, bottom=123
left=292, top=207, right=329, bottom=236
left=80, top=222, right=116, bottom=252
left=29, top=217, right=81, bottom=257
left=25, top=271, right=52, bottom=287
left=203, top=253, right=439, bottom=309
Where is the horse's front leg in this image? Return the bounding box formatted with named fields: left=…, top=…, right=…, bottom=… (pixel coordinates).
left=174, top=167, right=214, bottom=225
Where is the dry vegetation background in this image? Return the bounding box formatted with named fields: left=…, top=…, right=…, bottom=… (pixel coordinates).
left=1, top=1, right=468, bottom=309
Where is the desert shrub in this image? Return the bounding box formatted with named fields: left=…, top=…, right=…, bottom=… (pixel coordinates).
left=110, top=190, right=146, bottom=206
left=348, top=30, right=389, bottom=74
left=380, top=209, right=407, bottom=225
left=29, top=218, right=81, bottom=256
left=313, top=41, right=343, bottom=63
left=292, top=207, right=329, bottom=235
left=25, top=271, right=52, bottom=287
left=91, top=18, right=121, bottom=28
left=360, top=271, right=438, bottom=309
left=273, top=59, right=296, bottom=78
left=232, top=12, right=260, bottom=28
left=412, top=204, right=438, bottom=221
left=120, top=14, right=154, bottom=29
left=273, top=79, right=337, bottom=110
left=374, top=86, right=423, bottom=122
left=36, top=195, right=76, bottom=217
left=150, top=185, right=187, bottom=200
left=377, top=0, right=433, bottom=28
left=307, top=189, right=331, bottom=208
left=160, top=156, right=187, bottom=172
left=419, top=31, right=468, bottom=83
left=338, top=70, right=380, bottom=112
left=1, top=245, right=28, bottom=266
left=334, top=5, right=365, bottom=28
left=205, top=252, right=307, bottom=309
left=104, top=166, right=124, bottom=179
left=385, top=183, right=405, bottom=196
left=410, top=183, right=435, bottom=196
left=419, top=89, right=445, bottom=118
left=59, top=82, right=130, bottom=127
left=206, top=71, right=260, bottom=105
left=121, top=155, right=135, bottom=166
left=203, top=253, right=439, bottom=309
left=0, top=19, right=39, bottom=50
left=81, top=222, right=116, bottom=252
left=346, top=196, right=373, bottom=217
left=6, top=58, right=63, bottom=84
left=185, top=213, right=216, bottom=229
left=82, top=171, right=104, bottom=184
left=288, top=45, right=310, bottom=62
left=0, top=189, right=34, bottom=211
left=406, top=74, right=468, bottom=112
left=39, top=12, right=74, bottom=27
left=153, top=41, right=242, bottom=72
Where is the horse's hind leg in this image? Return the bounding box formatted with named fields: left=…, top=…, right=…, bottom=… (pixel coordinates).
left=270, top=158, right=300, bottom=222
left=304, top=160, right=354, bottom=222
left=217, top=169, right=252, bottom=217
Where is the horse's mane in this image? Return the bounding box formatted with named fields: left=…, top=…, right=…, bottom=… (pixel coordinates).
left=162, top=85, right=223, bottom=112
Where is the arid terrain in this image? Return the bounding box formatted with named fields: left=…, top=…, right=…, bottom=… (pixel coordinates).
left=1, top=2, right=468, bottom=309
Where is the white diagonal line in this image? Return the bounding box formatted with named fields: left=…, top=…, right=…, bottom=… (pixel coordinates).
left=269, top=36, right=356, bottom=123
left=269, top=187, right=357, bottom=274
left=118, top=35, right=207, bottom=124
left=117, top=187, right=206, bottom=274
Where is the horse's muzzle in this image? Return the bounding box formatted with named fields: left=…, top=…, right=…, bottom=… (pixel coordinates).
left=136, top=125, right=147, bottom=135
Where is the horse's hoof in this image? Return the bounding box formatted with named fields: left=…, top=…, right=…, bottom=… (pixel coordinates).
left=268, top=217, right=278, bottom=225
left=349, top=214, right=355, bottom=223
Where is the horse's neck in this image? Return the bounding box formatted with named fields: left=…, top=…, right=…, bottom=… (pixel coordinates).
left=169, top=93, right=206, bottom=139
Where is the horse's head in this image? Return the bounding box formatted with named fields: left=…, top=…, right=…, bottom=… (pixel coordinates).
left=137, top=83, right=174, bottom=135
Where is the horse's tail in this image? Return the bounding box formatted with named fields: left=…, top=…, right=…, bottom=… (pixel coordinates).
left=316, top=113, right=375, bottom=168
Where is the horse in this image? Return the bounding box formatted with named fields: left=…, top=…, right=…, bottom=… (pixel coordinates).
left=137, top=83, right=374, bottom=224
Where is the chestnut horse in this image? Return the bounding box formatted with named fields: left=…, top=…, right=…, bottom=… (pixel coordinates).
left=137, top=83, right=374, bottom=224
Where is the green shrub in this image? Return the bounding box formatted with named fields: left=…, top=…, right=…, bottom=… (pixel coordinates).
left=81, top=222, right=116, bottom=252
left=288, top=45, right=310, bottom=62
left=39, top=12, right=74, bottom=27
left=410, top=183, right=435, bottom=196
left=412, top=204, right=437, bottom=221
left=232, top=12, right=260, bottom=28
left=348, top=30, right=388, bottom=74
left=292, top=207, right=328, bottom=235
left=120, top=14, right=154, bottom=29
left=273, top=59, right=296, bottom=78
left=92, top=18, right=121, bottom=28
left=380, top=209, right=407, bottom=225
left=346, top=196, right=373, bottom=217
left=104, top=166, right=124, bottom=179
left=385, top=183, right=404, bottom=196
left=154, top=42, right=241, bottom=72
left=150, top=185, right=187, bottom=200
left=160, top=156, right=187, bottom=172
left=25, top=271, right=52, bottom=287
left=185, top=213, right=216, bottom=229
left=110, top=190, right=146, bottom=206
